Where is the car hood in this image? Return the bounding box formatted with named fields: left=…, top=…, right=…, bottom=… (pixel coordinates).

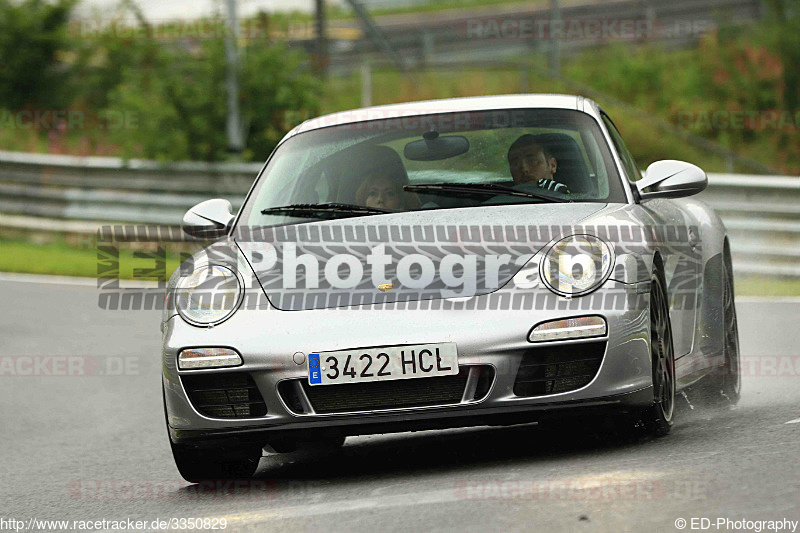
left=236, top=203, right=607, bottom=310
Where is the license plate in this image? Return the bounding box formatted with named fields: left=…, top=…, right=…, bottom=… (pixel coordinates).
left=307, top=343, right=458, bottom=386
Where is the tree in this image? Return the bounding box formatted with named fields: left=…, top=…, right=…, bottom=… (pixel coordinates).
left=0, top=0, right=76, bottom=110
left=763, top=0, right=800, bottom=112
left=103, top=18, right=319, bottom=161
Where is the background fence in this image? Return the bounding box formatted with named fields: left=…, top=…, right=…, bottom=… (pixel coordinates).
left=323, top=0, right=764, bottom=69
left=0, top=149, right=797, bottom=277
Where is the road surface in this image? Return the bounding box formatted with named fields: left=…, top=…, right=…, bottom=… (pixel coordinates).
left=1, top=277, right=798, bottom=532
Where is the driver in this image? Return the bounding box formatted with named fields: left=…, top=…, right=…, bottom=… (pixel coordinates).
left=507, top=134, right=571, bottom=194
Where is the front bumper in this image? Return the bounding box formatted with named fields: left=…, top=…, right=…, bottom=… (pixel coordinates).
left=163, top=281, right=653, bottom=444
left=168, top=386, right=654, bottom=445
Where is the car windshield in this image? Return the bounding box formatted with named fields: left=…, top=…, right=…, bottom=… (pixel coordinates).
left=238, top=108, right=626, bottom=227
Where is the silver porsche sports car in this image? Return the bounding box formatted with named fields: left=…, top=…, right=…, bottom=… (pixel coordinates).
left=162, top=95, right=740, bottom=481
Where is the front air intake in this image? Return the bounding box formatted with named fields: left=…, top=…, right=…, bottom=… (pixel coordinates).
left=513, top=341, right=606, bottom=397
left=278, top=366, right=494, bottom=415
left=302, top=370, right=469, bottom=413
left=181, top=372, right=267, bottom=419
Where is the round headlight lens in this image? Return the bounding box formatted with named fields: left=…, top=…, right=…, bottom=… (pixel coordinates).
left=540, top=235, right=613, bottom=297
left=175, top=265, right=243, bottom=326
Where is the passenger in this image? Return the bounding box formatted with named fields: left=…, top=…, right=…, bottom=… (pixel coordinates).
left=356, top=175, right=404, bottom=210
left=354, top=164, right=421, bottom=210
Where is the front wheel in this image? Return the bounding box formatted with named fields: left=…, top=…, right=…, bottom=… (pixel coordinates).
left=719, top=251, right=742, bottom=404
left=168, top=439, right=262, bottom=483
left=163, top=386, right=262, bottom=482
left=643, top=271, right=676, bottom=436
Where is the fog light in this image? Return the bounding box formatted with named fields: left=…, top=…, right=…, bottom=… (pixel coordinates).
left=178, top=348, right=243, bottom=370
left=528, top=316, right=607, bottom=343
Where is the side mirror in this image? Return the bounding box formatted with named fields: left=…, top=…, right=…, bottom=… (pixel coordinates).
left=182, top=199, right=234, bottom=239
left=636, top=160, right=707, bottom=200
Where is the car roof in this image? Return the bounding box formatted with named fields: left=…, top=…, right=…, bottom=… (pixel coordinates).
left=283, top=94, right=597, bottom=142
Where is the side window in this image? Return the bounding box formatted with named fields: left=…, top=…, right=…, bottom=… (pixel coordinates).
left=601, top=114, right=643, bottom=183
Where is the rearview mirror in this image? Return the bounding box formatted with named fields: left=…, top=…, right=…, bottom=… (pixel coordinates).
left=182, top=199, right=234, bottom=239
left=637, top=160, right=707, bottom=200
left=404, top=132, right=469, bottom=161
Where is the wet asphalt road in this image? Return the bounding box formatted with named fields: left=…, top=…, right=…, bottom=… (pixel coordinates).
left=1, top=277, right=799, bottom=532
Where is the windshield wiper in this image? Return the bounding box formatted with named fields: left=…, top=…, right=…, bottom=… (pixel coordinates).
left=404, top=182, right=570, bottom=203
left=260, top=202, right=395, bottom=219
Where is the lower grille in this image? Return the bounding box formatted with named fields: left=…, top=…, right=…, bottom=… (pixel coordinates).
left=473, top=365, right=495, bottom=401
left=293, top=368, right=471, bottom=414
left=182, top=373, right=267, bottom=419
left=513, top=341, right=606, bottom=397
left=277, top=380, right=305, bottom=414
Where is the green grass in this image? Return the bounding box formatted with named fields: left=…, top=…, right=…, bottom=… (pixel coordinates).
left=734, top=276, right=800, bottom=297
left=0, top=239, right=186, bottom=281
left=320, top=67, right=536, bottom=113
left=3, top=239, right=799, bottom=296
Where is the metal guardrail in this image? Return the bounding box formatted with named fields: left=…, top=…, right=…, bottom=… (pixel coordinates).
left=0, top=150, right=261, bottom=228
left=0, top=150, right=798, bottom=277
left=696, top=174, right=800, bottom=277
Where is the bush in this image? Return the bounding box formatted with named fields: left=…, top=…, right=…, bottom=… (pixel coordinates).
left=562, top=2, right=800, bottom=174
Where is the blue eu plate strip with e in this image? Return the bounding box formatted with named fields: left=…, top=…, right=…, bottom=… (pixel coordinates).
left=308, top=353, right=321, bottom=384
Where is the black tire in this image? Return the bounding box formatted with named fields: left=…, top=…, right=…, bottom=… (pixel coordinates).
left=168, top=439, right=262, bottom=483
left=695, top=246, right=741, bottom=406
left=643, top=270, right=676, bottom=436
left=163, top=386, right=261, bottom=483
left=719, top=248, right=742, bottom=404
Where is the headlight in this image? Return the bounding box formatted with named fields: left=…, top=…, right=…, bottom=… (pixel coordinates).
left=540, top=235, right=614, bottom=297
left=175, top=264, right=243, bottom=326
